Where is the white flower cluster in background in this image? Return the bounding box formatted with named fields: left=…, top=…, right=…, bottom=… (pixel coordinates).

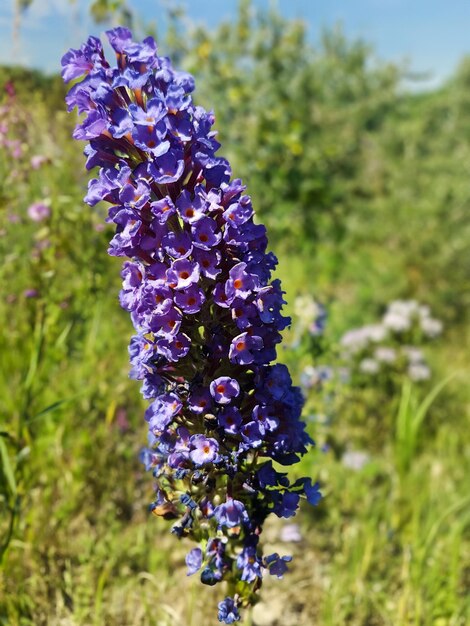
left=383, top=300, right=443, bottom=337
left=340, top=324, right=387, bottom=354
left=339, top=300, right=442, bottom=382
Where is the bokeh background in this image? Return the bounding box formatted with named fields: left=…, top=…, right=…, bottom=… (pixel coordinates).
left=0, top=1, right=469, bottom=624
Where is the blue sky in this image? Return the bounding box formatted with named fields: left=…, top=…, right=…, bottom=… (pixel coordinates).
left=1, top=0, right=470, bottom=89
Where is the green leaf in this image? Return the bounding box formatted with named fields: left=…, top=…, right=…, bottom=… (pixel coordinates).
left=29, top=400, right=68, bottom=422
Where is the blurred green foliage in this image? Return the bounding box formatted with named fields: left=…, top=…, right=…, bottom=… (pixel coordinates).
left=172, top=4, right=469, bottom=328
left=0, top=2, right=469, bottom=624
left=16, top=0, right=133, bottom=27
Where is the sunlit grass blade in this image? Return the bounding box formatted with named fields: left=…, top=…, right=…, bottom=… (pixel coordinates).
left=0, top=438, right=16, bottom=497
left=394, top=373, right=458, bottom=477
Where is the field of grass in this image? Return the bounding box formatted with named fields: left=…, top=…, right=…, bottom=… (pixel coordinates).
left=0, top=8, right=469, bottom=625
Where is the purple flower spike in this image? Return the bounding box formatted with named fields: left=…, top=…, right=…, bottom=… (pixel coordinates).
left=63, top=28, right=321, bottom=623
left=210, top=377, right=240, bottom=404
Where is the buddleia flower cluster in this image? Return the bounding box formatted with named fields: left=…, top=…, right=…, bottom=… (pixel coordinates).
left=62, top=28, right=321, bottom=623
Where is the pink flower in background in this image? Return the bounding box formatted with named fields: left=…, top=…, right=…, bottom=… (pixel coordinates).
left=24, top=289, right=39, bottom=298
left=115, top=407, right=129, bottom=432
left=6, top=139, right=22, bottom=159
left=5, top=81, right=16, bottom=98
left=27, top=202, right=50, bottom=222
left=30, top=155, right=49, bottom=169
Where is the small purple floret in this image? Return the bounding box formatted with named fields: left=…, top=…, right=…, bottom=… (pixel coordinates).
left=214, top=497, right=249, bottom=528
left=189, top=435, right=219, bottom=465
left=218, top=597, right=240, bottom=624
left=185, top=547, right=203, bottom=576
left=265, top=553, right=292, bottom=578
left=210, top=376, right=240, bottom=405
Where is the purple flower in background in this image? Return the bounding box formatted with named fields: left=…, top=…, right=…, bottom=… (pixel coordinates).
left=27, top=201, right=50, bottom=222
left=280, top=523, right=302, bottom=543
left=24, top=288, right=39, bottom=298
left=30, top=155, right=48, bottom=169
left=63, top=28, right=320, bottom=622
